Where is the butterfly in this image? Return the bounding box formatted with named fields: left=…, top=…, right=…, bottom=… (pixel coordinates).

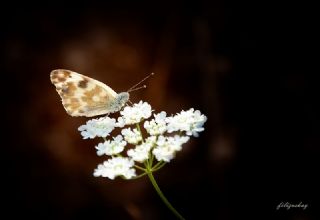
left=50, top=69, right=130, bottom=117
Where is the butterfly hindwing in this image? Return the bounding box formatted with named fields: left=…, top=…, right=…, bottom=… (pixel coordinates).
left=50, top=69, right=118, bottom=117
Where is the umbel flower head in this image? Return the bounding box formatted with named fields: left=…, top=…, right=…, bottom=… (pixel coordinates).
left=51, top=69, right=205, bottom=219
left=79, top=101, right=207, bottom=180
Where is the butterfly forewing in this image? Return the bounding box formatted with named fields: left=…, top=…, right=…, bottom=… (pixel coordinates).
left=50, top=69, right=118, bottom=117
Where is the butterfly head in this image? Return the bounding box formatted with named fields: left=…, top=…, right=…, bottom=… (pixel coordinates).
left=108, top=92, right=130, bottom=113
left=116, top=92, right=130, bottom=105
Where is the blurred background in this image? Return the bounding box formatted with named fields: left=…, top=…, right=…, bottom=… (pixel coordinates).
left=2, top=2, right=318, bottom=220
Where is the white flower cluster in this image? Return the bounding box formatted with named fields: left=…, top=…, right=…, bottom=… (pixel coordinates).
left=95, top=135, right=126, bottom=156
left=93, top=157, right=136, bottom=180
left=166, top=108, right=207, bottom=137
left=79, top=101, right=207, bottom=180
left=78, top=117, right=117, bottom=139
left=120, top=101, right=152, bottom=124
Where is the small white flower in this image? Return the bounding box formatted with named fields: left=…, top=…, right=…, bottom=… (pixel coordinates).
left=95, top=135, right=127, bottom=156
left=144, top=111, right=167, bottom=135
left=127, top=136, right=157, bottom=162
left=152, top=135, right=189, bottom=162
left=145, top=135, right=157, bottom=146
left=115, top=117, right=126, bottom=128
left=93, top=157, right=136, bottom=179
left=120, top=101, right=152, bottom=125
left=121, top=128, right=142, bottom=144
left=166, top=109, right=193, bottom=133
left=127, top=142, right=153, bottom=162
left=166, top=108, right=207, bottom=137
left=78, top=116, right=116, bottom=139
left=189, top=110, right=207, bottom=137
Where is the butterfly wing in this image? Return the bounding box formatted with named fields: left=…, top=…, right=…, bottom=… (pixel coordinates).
left=50, top=69, right=118, bottom=117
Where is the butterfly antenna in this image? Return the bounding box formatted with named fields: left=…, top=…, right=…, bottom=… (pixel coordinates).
left=127, top=72, right=154, bottom=93
left=128, top=85, right=147, bottom=92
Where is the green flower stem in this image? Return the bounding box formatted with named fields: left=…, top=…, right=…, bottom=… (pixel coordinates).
left=151, top=162, right=167, bottom=172
left=149, top=135, right=159, bottom=166
left=131, top=172, right=147, bottom=179
left=136, top=123, right=145, bottom=142
left=150, top=152, right=155, bottom=166
left=147, top=171, right=185, bottom=220
left=151, top=161, right=164, bottom=170
left=135, top=122, right=184, bottom=219
left=151, top=161, right=162, bottom=169
left=134, top=165, right=146, bottom=171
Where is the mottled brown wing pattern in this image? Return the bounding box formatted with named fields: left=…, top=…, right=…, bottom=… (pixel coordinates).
left=50, top=69, right=118, bottom=117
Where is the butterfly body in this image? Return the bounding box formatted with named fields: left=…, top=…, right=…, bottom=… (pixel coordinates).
left=50, top=69, right=129, bottom=117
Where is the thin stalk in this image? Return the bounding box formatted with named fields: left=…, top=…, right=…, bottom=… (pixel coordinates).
left=147, top=171, right=185, bottom=220
left=136, top=123, right=145, bottom=142
left=131, top=172, right=147, bottom=179
left=152, top=162, right=167, bottom=172
left=134, top=165, right=147, bottom=171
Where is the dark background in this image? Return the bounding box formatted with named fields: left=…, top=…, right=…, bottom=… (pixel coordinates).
left=2, top=2, right=318, bottom=220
